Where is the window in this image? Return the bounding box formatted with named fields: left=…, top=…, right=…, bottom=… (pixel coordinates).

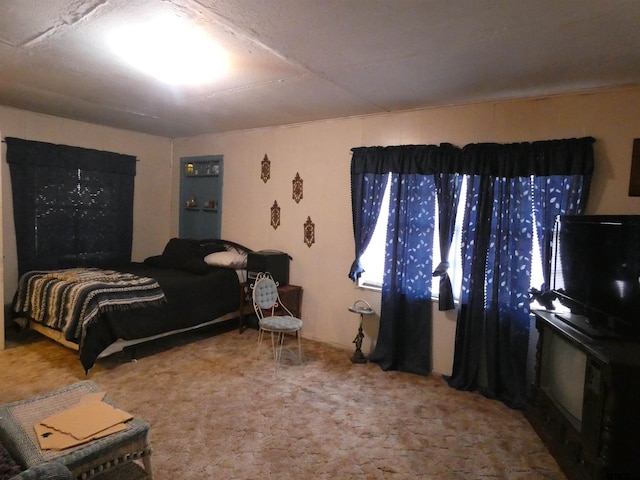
left=358, top=176, right=545, bottom=303
left=357, top=174, right=390, bottom=289
left=6, top=137, right=136, bottom=276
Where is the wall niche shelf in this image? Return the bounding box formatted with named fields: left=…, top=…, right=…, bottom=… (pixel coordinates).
left=183, top=207, right=218, bottom=212
left=180, top=155, right=223, bottom=239
left=184, top=161, right=220, bottom=177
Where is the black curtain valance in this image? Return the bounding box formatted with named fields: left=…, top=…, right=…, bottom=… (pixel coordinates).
left=351, top=137, right=595, bottom=177
left=351, top=143, right=458, bottom=175
left=5, top=137, right=137, bottom=175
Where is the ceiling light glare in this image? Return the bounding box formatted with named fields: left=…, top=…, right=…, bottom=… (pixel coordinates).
left=110, top=15, right=228, bottom=85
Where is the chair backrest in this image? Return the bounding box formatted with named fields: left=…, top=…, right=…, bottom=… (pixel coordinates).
left=252, top=272, right=283, bottom=319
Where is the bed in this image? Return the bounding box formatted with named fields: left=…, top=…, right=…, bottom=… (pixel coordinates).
left=11, top=238, right=252, bottom=372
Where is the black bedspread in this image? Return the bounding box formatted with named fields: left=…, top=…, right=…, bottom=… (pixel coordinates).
left=79, top=263, right=241, bottom=371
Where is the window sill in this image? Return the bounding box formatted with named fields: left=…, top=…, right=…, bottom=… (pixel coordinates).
left=356, top=281, right=381, bottom=292
left=356, top=282, right=458, bottom=306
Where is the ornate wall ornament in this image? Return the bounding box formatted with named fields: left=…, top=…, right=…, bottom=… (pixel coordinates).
left=304, top=216, right=315, bottom=247
left=271, top=200, right=281, bottom=229
left=261, top=154, right=270, bottom=183
left=292, top=172, right=303, bottom=203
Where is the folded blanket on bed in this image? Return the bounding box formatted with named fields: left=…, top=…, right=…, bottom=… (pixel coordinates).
left=13, top=268, right=166, bottom=343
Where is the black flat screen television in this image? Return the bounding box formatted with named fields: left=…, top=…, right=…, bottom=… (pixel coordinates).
left=550, top=214, right=640, bottom=339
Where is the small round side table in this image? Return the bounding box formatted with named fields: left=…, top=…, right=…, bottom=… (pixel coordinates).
left=348, top=300, right=375, bottom=363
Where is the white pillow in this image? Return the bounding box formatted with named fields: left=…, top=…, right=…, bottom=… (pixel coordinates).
left=204, top=250, right=247, bottom=268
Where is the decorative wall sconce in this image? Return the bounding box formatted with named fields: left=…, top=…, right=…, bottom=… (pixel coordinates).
left=304, top=216, right=315, bottom=247
left=271, top=200, right=281, bottom=229
left=292, top=172, right=303, bottom=203
left=261, top=154, right=270, bottom=183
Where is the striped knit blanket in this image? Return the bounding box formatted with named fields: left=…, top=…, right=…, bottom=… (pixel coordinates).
left=13, top=268, right=166, bottom=343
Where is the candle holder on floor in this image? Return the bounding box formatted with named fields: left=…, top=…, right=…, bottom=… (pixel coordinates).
left=348, top=300, right=375, bottom=364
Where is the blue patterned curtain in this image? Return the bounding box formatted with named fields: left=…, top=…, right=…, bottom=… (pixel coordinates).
left=432, top=173, right=463, bottom=311
left=348, top=170, right=389, bottom=281
left=450, top=175, right=534, bottom=407
left=369, top=173, right=436, bottom=374
left=533, top=174, right=592, bottom=292
left=349, top=139, right=594, bottom=390
left=531, top=139, right=594, bottom=296
left=350, top=145, right=454, bottom=375
left=447, top=138, right=594, bottom=408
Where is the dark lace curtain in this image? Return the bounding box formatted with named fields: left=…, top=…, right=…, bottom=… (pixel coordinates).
left=446, top=138, right=594, bottom=408
left=5, top=137, right=137, bottom=277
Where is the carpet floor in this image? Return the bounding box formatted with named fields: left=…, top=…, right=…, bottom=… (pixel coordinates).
left=0, top=322, right=565, bottom=479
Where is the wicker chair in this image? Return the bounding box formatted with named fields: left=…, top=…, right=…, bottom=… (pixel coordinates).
left=0, top=382, right=152, bottom=480
left=252, top=272, right=303, bottom=374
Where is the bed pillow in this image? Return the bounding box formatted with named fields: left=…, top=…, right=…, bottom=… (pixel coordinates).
left=144, top=238, right=211, bottom=274
left=143, top=255, right=166, bottom=267
left=144, top=254, right=210, bottom=275
left=161, top=238, right=201, bottom=263
left=198, top=241, right=227, bottom=257
left=204, top=249, right=247, bottom=269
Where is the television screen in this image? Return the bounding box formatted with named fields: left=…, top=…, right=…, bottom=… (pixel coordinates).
left=551, top=215, right=640, bottom=337
left=539, top=326, right=587, bottom=430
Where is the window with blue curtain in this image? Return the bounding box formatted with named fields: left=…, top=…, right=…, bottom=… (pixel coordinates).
left=5, top=137, right=137, bottom=277
left=349, top=144, right=459, bottom=375
left=448, top=138, right=594, bottom=408
left=349, top=137, right=594, bottom=409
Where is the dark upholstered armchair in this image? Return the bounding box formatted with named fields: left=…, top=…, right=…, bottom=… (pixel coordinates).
left=11, top=461, right=72, bottom=480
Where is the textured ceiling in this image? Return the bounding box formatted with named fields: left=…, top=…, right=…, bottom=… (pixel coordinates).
left=0, top=0, right=639, bottom=138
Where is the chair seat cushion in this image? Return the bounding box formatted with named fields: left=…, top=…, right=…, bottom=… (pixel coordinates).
left=259, top=316, right=302, bottom=331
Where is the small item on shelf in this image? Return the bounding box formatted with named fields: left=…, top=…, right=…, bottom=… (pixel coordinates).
left=206, top=200, right=217, bottom=209
left=186, top=163, right=194, bottom=175
left=186, top=196, right=198, bottom=208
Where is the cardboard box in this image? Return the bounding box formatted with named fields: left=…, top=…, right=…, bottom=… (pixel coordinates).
left=34, top=392, right=132, bottom=450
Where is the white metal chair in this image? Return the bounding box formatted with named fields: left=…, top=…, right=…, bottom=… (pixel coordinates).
left=252, top=272, right=302, bottom=374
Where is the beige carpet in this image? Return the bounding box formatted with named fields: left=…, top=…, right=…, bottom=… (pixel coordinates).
left=0, top=322, right=565, bottom=479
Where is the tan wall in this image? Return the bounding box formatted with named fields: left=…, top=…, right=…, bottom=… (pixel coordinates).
left=0, top=107, right=174, bottom=349
left=173, top=87, right=640, bottom=375
left=2, top=87, right=640, bottom=371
